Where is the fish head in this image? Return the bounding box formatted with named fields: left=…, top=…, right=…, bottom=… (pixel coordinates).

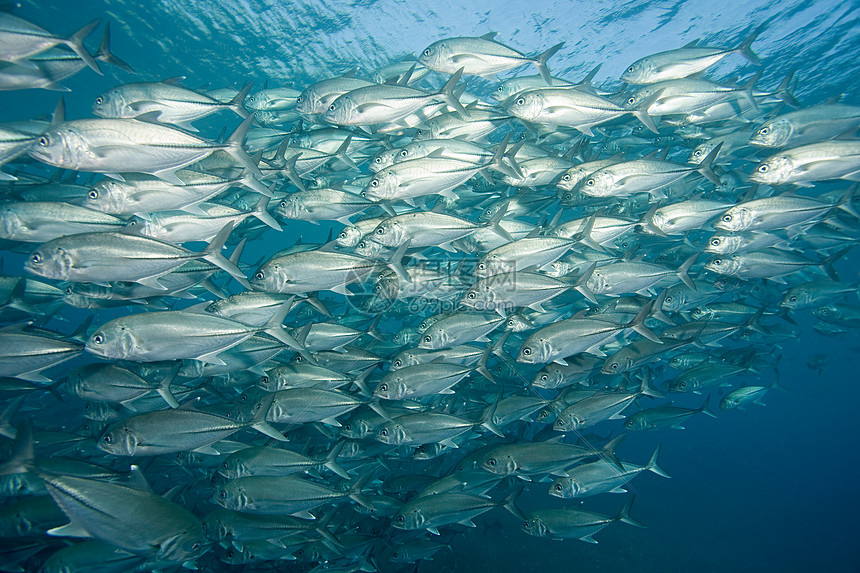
left=714, top=206, right=752, bottom=232
left=85, top=179, right=126, bottom=214
left=719, top=395, right=738, bottom=410
left=505, top=91, right=545, bottom=122
left=322, top=94, right=357, bottom=126
left=157, top=528, right=209, bottom=564
left=704, top=255, right=741, bottom=277
left=295, top=87, right=316, bottom=115
left=577, top=169, right=615, bottom=197
left=620, top=58, right=654, bottom=85
left=687, top=143, right=715, bottom=165
left=276, top=196, right=301, bottom=219
left=505, top=314, right=533, bottom=332
left=370, top=220, right=404, bottom=247
left=417, top=40, right=452, bottom=72
left=780, top=289, right=808, bottom=310
left=553, top=411, right=579, bottom=432
left=364, top=170, right=398, bottom=202
left=521, top=516, right=547, bottom=537
left=24, top=243, right=72, bottom=281
left=125, top=215, right=162, bottom=239
left=340, top=418, right=372, bottom=439
left=218, top=457, right=248, bottom=480
left=689, top=306, right=711, bottom=321
left=660, top=288, right=687, bottom=312
left=376, top=421, right=407, bottom=445
left=602, top=354, right=630, bottom=375
left=481, top=452, right=516, bottom=475
left=517, top=336, right=550, bottom=364
left=749, top=119, right=791, bottom=148
left=250, top=260, right=289, bottom=292
left=418, top=327, right=448, bottom=350
left=92, top=88, right=126, bottom=118
left=373, top=376, right=405, bottom=401
left=749, top=155, right=792, bottom=185
left=86, top=322, right=140, bottom=360
left=355, top=237, right=388, bottom=258
left=29, top=125, right=87, bottom=169
left=460, top=282, right=495, bottom=310
left=200, top=512, right=231, bottom=542
left=549, top=477, right=577, bottom=498
left=392, top=505, right=424, bottom=530
left=0, top=205, right=22, bottom=240
left=370, top=148, right=398, bottom=172
left=215, top=482, right=247, bottom=511
left=532, top=367, right=561, bottom=389
left=557, top=167, right=586, bottom=192
left=336, top=225, right=364, bottom=248
left=669, top=378, right=689, bottom=393
left=704, top=233, right=740, bottom=255
left=97, top=423, right=138, bottom=456
left=585, top=269, right=609, bottom=295
left=624, top=414, right=648, bottom=430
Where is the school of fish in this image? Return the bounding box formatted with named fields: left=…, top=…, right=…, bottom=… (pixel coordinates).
left=0, top=9, right=858, bottom=572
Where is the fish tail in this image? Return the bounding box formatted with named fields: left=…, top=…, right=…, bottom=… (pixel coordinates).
left=646, top=444, right=672, bottom=477
left=616, top=495, right=646, bottom=528
left=772, top=70, right=801, bottom=108
left=631, top=88, right=662, bottom=134
left=534, top=42, right=564, bottom=85
left=439, top=67, right=469, bottom=117
left=501, top=485, right=526, bottom=521
left=251, top=195, right=282, bottom=231
left=225, top=114, right=264, bottom=179
left=93, top=22, right=135, bottom=73
left=676, top=253, right=700, bottom=291
left=694, top=141, right=723, bottom=185
left=627, top=299, right=661, bottom=344
left=200, top=221, right=250, bottom=288
left=64, top=19, right=102, bottom=75
left=698, top=395, right=717, bottom=419
left=821, top=245, right=853, bottom=282
left=736, top=25, right=764, bottom=65
left=156, top=363, right=181, bottom=409
left=0, top=419, right=33, bottom=475
left=228, top=81, right=254, bottom=120
left=333, top=134, right=358, bottom=170
left=573, top=262, right=598, bottom=304
left=322, top=441, right=350, bottom=479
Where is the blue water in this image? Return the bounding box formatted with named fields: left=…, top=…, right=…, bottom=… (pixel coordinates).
left=3, top=0, right=860, bottom=571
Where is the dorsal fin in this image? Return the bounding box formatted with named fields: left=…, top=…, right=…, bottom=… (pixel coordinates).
left=480, top=32, right=499, bottom=41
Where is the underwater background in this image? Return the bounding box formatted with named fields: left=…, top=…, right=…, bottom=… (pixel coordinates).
left=1, top=0, right=859, bottom=571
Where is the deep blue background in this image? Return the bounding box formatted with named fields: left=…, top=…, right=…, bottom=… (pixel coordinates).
left=3, top=0, right=859, bottom=571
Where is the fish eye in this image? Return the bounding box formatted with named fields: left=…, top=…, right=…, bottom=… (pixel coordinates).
left=254, top=271, right=264, bottom=280
left=87, top=189, right=98, bottom=199
left=627, top=97, right=635, bottom=105
left=399, top=150, right=408, bottom=157
left=376, top=227, right=385, bottom=234
left=789, top=295, right=797, bottom=302
left=218, top=490, right=227, bottom=499
left=191, top=543, right=201, bottom=551
left=487, top=458, right=496, bottom=466
left=586, top=179, right=594, bottom=186
left=522, top=348, right=531, bottom=356
left=423, top=335, right=431, bottom=343
left=92, top=334, right=104, bottom=344
left=393, top=359, right=401, bottom=367
left=608, top=362, right=618, bottom=370
left=713, top=259, right=722, bottom=265
left=423, top=49, right=431, bottom=56
left=95, top=96, right=103, bottom=105
left=554, top=484, right=562, bottom=491
left=563, top=193, right=572, bottom=201
left=516, top=97, right=525, bottom=106
left=694, top=150, right=702, bottom=157
left=374, top=157, right=382, bottom=163
left=627, top=66, right=634, bottom=72
left=30, top=253, right=41, bottom=264
left=38, top=135, right=50, bottom=147
left=478, top=263, right=485, bottom=270
left=380, top=428, right=388, bottom=436
left=758, top=164, right=769, bottom=173
left=722, top=214, right=732, bottom=222
left=370, top=179, right=379, bottom=187
left=711, top=238, right=721, bottom=246
left=467, top=292, right=476, bottom=299
left=328, top=104, right=336, bottom=111
left=296, top=95, right=302, bottom=103
left=379, top=383, right=388, bottom=391
left=102, top=433, right=112, bottom=443
left=562, top=174, right=570, bottom=181
left=64, top=286, right=73, bottom=294
left=759, top=126, right=770, bottom=135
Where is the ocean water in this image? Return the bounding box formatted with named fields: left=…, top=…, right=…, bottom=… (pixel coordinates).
left=2, top=0, right=860, bottom=572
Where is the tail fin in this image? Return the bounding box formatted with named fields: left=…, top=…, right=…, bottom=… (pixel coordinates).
left=228, top=81, right=253, bottom=120
left=695, top=143, right=723, bottom=185
left=94, top=23, right=134, bottom=73
left=200, top=221, right=251, bottom=288
left=322, top=441, right=349, bottom=479
left=251, top=196, right=282, bottom=231
left=63, top=19, right=102, bottom=75
left=735, top=25, right=763, bottom=65
left=616, top=495, right=646, bottom=528
left=645, top=444, right=671, bottom=478
left=627, top=299, right=661, bottom=344
left=439, top=68, right=469, bottom=117
left=500, top=485, right=526, bottom=521
left=631, top=89, right=663, bottom=134
left=698, top=395, right=717, bottom=419
left=535, top=42, right=564, bottom=84
left=225, top=114, right=264, bottom=179
left=676, top=253, right=699, bottom=291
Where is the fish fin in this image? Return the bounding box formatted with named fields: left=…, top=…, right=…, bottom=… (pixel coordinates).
left=608, top=486, right=628, bottom=493
left=736, top=25, right=763, bottom=65
left=251, top=421, right=288, bottom=441
left=617, top=495, right=646, bottom=528
left=64, top=19, right=102, bottom=75
left=426, top=527, right=440, bottom=536
left=200, top=221, right=250, bottom=287
left=46, top=520, right=92, bottom=539
left=646, top=444, right=671, bottom=478
left=225, top=114, right=264, bottom=178
left=192, top=445, right=220, bottom=455
left=581, top=535, right=599, bottom=544
left=535, top=42, right=564, bottom=84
